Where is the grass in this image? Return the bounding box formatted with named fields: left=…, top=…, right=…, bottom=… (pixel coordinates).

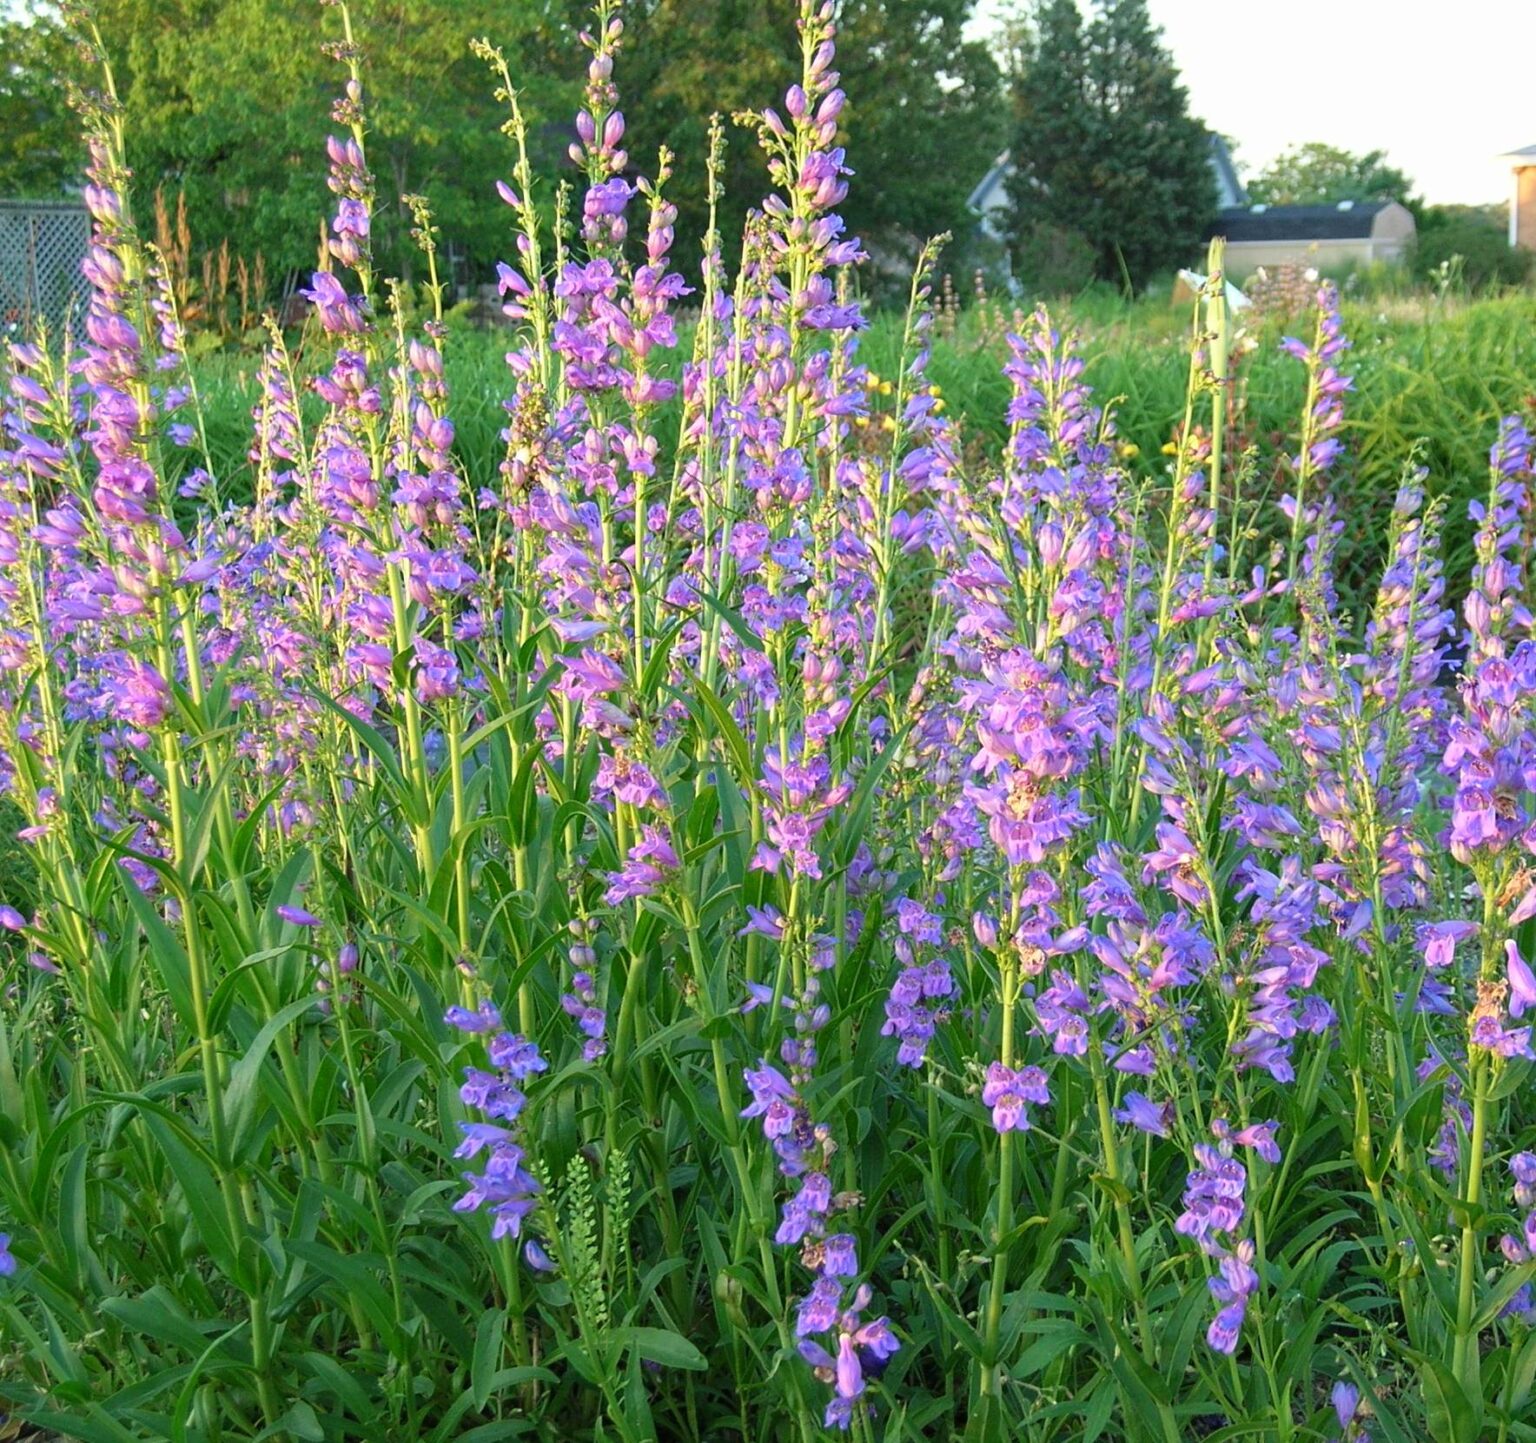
left=184, top=285, right=1536, bottom=614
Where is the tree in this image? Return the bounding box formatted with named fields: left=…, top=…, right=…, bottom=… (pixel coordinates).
left=606, top=0, right=798, bottom=270
left=616, top=0, right=1002, bottom=281
left=1413, top=204, right=1531, bottom=290
left=832, top=0, right=1003, bottom=271
left=6, top=0, right=1001, bottom=294
left=0, top=4, right=83, bottom=198
left=1249, top=142, right=1417, bottom=210
left=2, top=0, right=574, bottom=286
left=1005, top=0, right=1214, bottom=290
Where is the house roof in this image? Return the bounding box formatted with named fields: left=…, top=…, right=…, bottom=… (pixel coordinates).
left=1500, top=143, right=1536, bottom=165
left=1209, top=136, right=1247, bottom=208
left=1214, top=201, right=1391, bottom=242
left=967, top=151, right=1011, bottom=212
left=968, top=134, right=1247, bottom=215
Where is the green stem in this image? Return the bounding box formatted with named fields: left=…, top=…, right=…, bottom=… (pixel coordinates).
left=1452, top=1055, right=1490, bottom=1387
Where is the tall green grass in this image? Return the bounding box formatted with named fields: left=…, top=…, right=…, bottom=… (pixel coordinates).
left=184, top=289, right=1536, bottom=614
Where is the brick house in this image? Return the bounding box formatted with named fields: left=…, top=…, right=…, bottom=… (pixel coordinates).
left=1501, top=144, right=1536, bottom=249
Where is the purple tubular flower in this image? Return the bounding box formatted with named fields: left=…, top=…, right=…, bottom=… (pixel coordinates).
left=454, top=1122, right=512, bottom=1159
left=446, top=1001, right=503, bottom=1034
left=822, top=1233, right=858, bottom=1277
left=276, top=904, right=321, bottom=928
left=1114, top=1091, right=1170, bottom=1138
left=488, top=1033, right=550, bottom=1082
left=796, top=1276, right=842, bottom=1337
left=301, top=271, right=366, bottom=335
left=834, top=1333, right=863, bottom=1399
left=524, top=1239, right=556, bottom=1273
left=1419, top=920, right=1476, bottom=969
left=0, top=1233, right=14, bottom=1277
left=1204, top=1240, right=1259, bottom=1355
left=1332, top=1382, right=1360, bottom=1430
left=981, top=1062, right=1049, bottom=1133
left=1231, top=1121, right=1282, bottom=1165
left=1513, top=1152, right=1536, bottom=1210
left=1206, top=1298, right=1247, bottom=1355
left=603, top=824, right=679, bottom=905
left=1507, top=940, right=1536, bottom=1019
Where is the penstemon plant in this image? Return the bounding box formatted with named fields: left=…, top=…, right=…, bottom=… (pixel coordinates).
left=1, top=3, right=1536, bottom=1442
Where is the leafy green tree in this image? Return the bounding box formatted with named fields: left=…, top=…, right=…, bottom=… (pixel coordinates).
left=833, top=0, right=1003, bottom=269
left=1005, top=0, right=1214, bottom=290
left=0, top=4, right=83, bottom=198
left=6, top=0, right=1001, bottom=294
left=609, top=0, right=797, bottom=267
left=617, top=0, right=1002, bottom=280
left=4, top=0, right=575, bottom=285
left=1248, top=142, right=1416, bottom=210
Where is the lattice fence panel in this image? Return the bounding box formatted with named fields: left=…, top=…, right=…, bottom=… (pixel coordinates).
left=0, top=201, right=90, bottom=340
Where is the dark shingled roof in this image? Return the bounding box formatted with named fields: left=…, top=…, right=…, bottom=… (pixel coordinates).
left=1213, top=202, right=1389, bottom=242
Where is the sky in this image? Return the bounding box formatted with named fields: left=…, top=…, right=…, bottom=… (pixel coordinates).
left=969, top=0, right=1536, bottom=206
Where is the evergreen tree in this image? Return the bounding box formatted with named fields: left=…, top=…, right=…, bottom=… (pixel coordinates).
left=1004, top=0, right=1097, bottom=287
left=1005, top=0, right=1213, bottom=289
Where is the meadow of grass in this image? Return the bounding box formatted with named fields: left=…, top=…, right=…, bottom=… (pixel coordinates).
left=185, top=286, right=1536, bottom=611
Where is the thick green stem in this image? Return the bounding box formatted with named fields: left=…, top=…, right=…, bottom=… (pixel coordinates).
left=1452, top=1056, right=1490, bottom=1387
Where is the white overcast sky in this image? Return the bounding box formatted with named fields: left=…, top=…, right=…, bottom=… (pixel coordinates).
left=968, top=0, right=1536, bottom=206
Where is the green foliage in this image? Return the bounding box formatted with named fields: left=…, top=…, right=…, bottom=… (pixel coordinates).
left=176, top=287, right=1536, bottom=619
left=1248, top=141, right=1418, bottom=211
left=6, top=0, right=573, bottom=281
left=1004, top=0, right=1214, bottom=290
left=0, top=798, right=37, bottom=916
left=0, top=4, right=82, bottom=198
left=4, top=0, right=1001, bottom=288
left=617, top=0, right=1002, bottom=279
left=1011, top=217, right=1099, bottom=294
left=1413, top=205, right=1533, bottom=291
